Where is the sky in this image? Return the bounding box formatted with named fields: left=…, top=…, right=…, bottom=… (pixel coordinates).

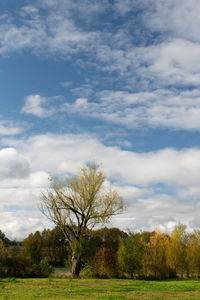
left=1, top=0, right=200, bottom=240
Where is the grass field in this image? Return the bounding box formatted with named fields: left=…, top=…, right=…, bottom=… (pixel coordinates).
left=0, top=277, right=200, bottom=299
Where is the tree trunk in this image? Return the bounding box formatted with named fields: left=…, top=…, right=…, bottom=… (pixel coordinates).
left=71, top=252, right=81, bottom=277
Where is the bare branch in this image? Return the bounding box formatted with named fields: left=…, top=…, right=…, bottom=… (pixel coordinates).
left=39, top=162, right=124, bottom=262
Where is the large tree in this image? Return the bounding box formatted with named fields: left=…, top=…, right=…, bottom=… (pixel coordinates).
left=40, top=163, right=123, bottom=277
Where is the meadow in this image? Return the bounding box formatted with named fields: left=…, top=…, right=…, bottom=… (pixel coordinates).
left=0, top=277, right=200, bottom=300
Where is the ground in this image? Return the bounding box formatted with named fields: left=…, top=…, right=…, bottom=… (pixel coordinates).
left=0, top=277, right=200, bottom=299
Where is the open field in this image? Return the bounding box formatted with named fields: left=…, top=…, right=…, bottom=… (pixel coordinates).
left=0, top=278, right=200, bottom=300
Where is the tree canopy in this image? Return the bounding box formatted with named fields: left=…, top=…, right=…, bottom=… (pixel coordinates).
left=40, top=163, right=124, bottom=276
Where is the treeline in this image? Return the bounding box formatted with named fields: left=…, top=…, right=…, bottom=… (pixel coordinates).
left=0, top=230, right=21, bottom=247
left=81, top=224, right=200, bottom=279
left=22, top=226, right=127, bottom=267
left=1, top=224, right=200, bottom=279
left=0, top=229, right=52, bottom=278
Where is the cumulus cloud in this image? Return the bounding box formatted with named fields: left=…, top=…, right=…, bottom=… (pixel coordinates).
left=112, top=195, right=198, bottom=234
left=0, top=188, right=40, bottom=209
left=0, top=171, right=49, bottom=189
left=144, top=0, right=200, bottom=42
left=2, top=0, right=200, bottom=238
left=0, top=210, right=51, bottom=240
left=145, top=39, right=200, bottom=87
left=93, top=39, right=200, bottom=88
left=2, top=133, right=200, bottom=238
left=114, top=0, right=200, bottom=43
left=22, top=94, right=55, bottom=117
left=0, top=148, right=30, bottom=180
left=4, top=133, right=200, bottom=186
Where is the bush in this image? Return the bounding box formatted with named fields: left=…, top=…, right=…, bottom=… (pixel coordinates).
left=2, top=255, right=53, bottom=278
left=6, top=256, right=32, bottom=278
left=40, top=258, right=54, bottom=277
left=5, top=277, right=17, bottom=283
left=80, top=262, right=96, bottom=278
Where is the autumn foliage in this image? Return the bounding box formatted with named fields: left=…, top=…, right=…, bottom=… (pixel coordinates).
left=1, top=223, right=200, bottom=279
left=94, top=246, right=118, bottom=278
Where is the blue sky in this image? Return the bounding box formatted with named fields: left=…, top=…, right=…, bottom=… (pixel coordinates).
left=1, top=0, right=200, bottom=239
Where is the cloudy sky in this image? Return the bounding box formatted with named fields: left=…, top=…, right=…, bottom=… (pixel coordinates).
left=1, top=0, right=200, bottom=239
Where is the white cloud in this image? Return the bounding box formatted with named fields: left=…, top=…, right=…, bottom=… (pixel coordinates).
left=2, top=133, right=200, bottom=238
left=4, top=133, right=200, bottom=186
left=0, top=1, right=97, bottom=56
left=114, top=0, right=133, bottom=16
left=2, top=0, right=200, bottom=238
left=60, top=81, right=73, bottom=88
left=62, top=88, right=200, bottom=131
left=146, top=39, right=200, bottom=86
left=0, top=120, right=23, bottom=136
left=0, top=171, right=49, bottom=189
left=112, top=191, right=200, bottom=233
left=144, top=0, right=200, bottom=42
left=0, top=148, right=30, bottom=180
left=0, top=188, right=40, bottom=209
left=74, top=98, right=88, bottom=108
left=22, top=94, right=54, bottom=117
left=178, top=186, right=200, bottom=200
left=0, top=210, right=51, bottom=240
left=0, top=0, right=200, bottom=93
left=93, top=39, right=200, bottom=88
left=20, top=6, right=39, bottom=17
left=114, top=0, right=200, bottom=43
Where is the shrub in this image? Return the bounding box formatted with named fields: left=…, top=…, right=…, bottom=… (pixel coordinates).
left=4, top=255, right=53, bottom=278
left=6, top=256, right=32, bottom=278
left=40, top=258, right=53, bottom=277
left=80, top=262, right=96, bottom=278
left=5, top=277, right=17, bottom=283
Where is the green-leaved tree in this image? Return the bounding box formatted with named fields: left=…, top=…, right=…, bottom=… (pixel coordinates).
left=118, top=233, right=144, bottom=278
left=40, top=163, right=124, bottom=277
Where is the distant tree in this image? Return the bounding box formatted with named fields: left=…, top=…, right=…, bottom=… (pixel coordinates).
left=94, top=246, right=118, bottom=278
left=23, top=231, right=43, bottom=264
left=167, top=224, right=189, bottom=277
left=80, top=227, right=127, bottom=265
left=0, top=238, right=8, bottom=277
left=92, top=227, right=128, bottom=251
left=0, top=230, right=10, bottom=246
left=187, top=230, right=200, bottom=278
left=0, top=239, right=7, bottom=261
left=41, top=226, right=68, bottom=265
left=40, top=163, right=124, bottom=277
left=117, top=233, right=144, bottom=278
left=139, top=231, right=154, bottom=244
left=143, top=227, right=171, bottom=279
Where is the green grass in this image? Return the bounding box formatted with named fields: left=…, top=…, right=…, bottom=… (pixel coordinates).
left=0, top=278, right=200, bottom=299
